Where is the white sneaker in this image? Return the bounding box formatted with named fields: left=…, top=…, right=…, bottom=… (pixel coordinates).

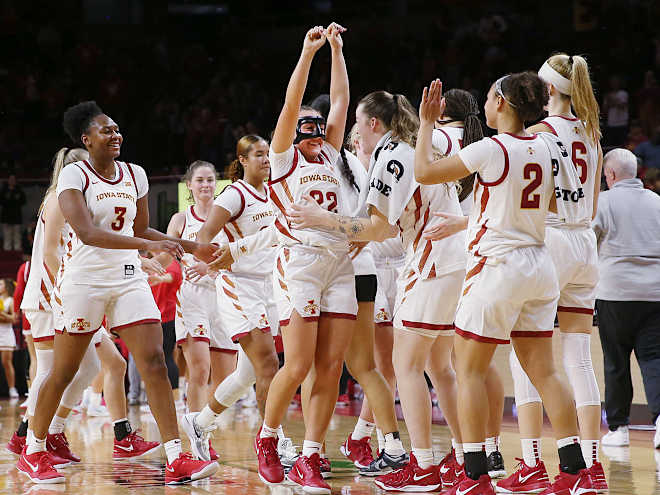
left=9, top=387, right=19, bottom=399
left=602, top=426, right=629, bottom=446
left=86, top=403, right=110, bottom=417
left=654, top=416, right=660, bottom=449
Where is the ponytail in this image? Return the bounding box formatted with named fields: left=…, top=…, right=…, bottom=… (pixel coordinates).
left=358, top=91, right=419, bottom=148
left=228, top=159, right=244, bottom=182
left=547, top=53, right=601, bottom=144
left=39, top=147, right=88, bottom=215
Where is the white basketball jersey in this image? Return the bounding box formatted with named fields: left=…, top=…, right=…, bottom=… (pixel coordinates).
left=458, top=133, right=555, bottom=258
left=56, top=160, right=148, bottom=283
left=215, top=179, right=277, bottom=274
left=179, top=205, right=215, bottom=288
left=268, top=144, right=347, bottom=250
left=21, top=196, right=68, bottom=311
left=541, top=115, right=599, bottom=227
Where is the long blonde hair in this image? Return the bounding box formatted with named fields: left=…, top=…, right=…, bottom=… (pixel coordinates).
left=547, top=53, right=601, bottom=144
left=39, top=147, right=88, bottom=215
left=358, top=91, right=419, bottom=148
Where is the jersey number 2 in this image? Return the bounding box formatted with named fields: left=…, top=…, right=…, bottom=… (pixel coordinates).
left=111, top=207, right=127, bottom=231
left=521, top=163, right=543, bottom=209
left=310, top=190, right=338, bottom=213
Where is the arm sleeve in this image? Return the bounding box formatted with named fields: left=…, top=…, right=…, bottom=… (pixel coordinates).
left=269, top=146, right=296, bottom=181
left=229, top=225, right=279, bottom=261
left=132, top=165, right=149, bottom=199
left=458, top=139, right=498, bottom=176
left=214, top=186, right=244, bottom=218
left=56, top=164, right=86, bottom=196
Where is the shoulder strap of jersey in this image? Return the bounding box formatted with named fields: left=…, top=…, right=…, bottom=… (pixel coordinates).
left=478, top=137, right=510, bottom=187
left=436, top=128, right=452, bottom=155
left=227, top=184, right=246, bottom=222
left=125, top=162, right=139, bottom=197
left=268, top=147, right=300, bottom=185
left=73, top=163, right=90, bottom=194
left=538, top=119, right=558, bottom=136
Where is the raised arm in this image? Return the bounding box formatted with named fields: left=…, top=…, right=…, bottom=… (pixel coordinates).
left=415, top=80, right=471, bottom=184
left=271, top=26, right=327, bottom=154
left=324, top=23, right=349, bottom=151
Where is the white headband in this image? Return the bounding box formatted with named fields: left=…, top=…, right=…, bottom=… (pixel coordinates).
left=538, top=61, right=572, bottom=95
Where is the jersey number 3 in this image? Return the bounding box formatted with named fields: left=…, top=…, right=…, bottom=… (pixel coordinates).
left=111, top=207, right=127, bottom=231
left=310, top=190, right=338, bottom=213
left=521, top=163, right=543, bottom=209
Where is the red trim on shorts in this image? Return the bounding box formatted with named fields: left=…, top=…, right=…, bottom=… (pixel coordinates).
left=479, top=137, right=510, bottom=187
left=210, top=347, right=238, bottom=354
left=232, top=327, right=270, bottom=343
left=557, top=306, right=594, bottom=315
left=279, top=315, right=320, bottom=327
left=321, top=312, right=357, bottom=320
left=176, top=336, right=211, bottom=345
left=436, top=128, right=452, bottom=154
left=455, top=326, right=510, bottom=344
left=375, top=321, right=393, bottom=327
left=401, top=320, right=454, bottom=331
left=268, top=147, right=300, bottom=185
left=111, top=318, right=160, bottom=332
left=33, top=335, right=54, bottom=342
left=539, top=120, right=558, bottom=135
left=55, top=326, right=101, bottom=336
left=510, top=330, right=554, bottom=338
left=83, top=160, right=124, bottom=185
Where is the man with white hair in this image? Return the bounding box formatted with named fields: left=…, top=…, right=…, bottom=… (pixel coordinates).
left=592, top=148, right=660, bottom=449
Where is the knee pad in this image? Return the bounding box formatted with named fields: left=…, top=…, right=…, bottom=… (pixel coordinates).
left=27, top=348, right=54, bottom=417
left=60, top=343, right=101, bottom=409
left=509, top=349, right=541, bottom=406
left=214, top=349, right=256, bottom=407
left=561, top=333, right=600, bottom=408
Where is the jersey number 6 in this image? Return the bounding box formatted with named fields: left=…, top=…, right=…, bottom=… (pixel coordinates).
left=111, top=206, right=127, bottom=231
left=521, top=163, right=543, bottom=209
left=309, top=190, right=338, bottom=213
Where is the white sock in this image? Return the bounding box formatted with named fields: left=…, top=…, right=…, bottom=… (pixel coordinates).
left=302, top=440, right=322, bottom=458
left=352, top=417, right=375, bottom=440
left=26, top=430, right=46, bottom=455
left=485, top=436, right=499, bottom=456
left=277, top=425, right=285, bottom=440
left=463, top=442, right=484, bottom=457
left=164, top=438, right=182, bottom=464
left=413, top=447, right=434, bottom=469
left=196, top=406, right=220, bottom=429
left=48, top=415, right=67, bottom=435
left=452, top=438, right=464, bottom=465
left=581, top=439, right=599, bottom=468
left=384, top=432, right=406, bottom=456
left=89, top=391, right=102, bottom=409
left=260, top=423, right=279, bottom=439
left=376, top=428, right=385, bottom=453
left=521, top=438, right=541, bottom=467
left=557, top=436, right=580, bottom=449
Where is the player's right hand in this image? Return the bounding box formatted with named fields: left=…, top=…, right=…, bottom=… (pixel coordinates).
left=422, top=211, right=468, bottom=241
left=146, top=240, right=184, bottom=260
left=207, top=245, right=235, bottom=272
left=303, top=26, right=327, bottom=54
left=419, top=79, right=445, bottom=125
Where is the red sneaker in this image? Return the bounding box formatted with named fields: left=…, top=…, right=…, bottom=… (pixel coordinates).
left=539, top=468, right=596, bottom=495
left=6, top=432, right=25, bottom=455
left=254, top=431, right=284, bottom=485
left=47, top=433, right=80, bottom=464
left=209, top=441, right=219, bottom=461
left=443, top=473, right=495, bottom=494
left=164, top=452, right=218, bottom=485
left=319, top=456, right=331, bottom=478
left=113, top=431, right=161, bottom=459
left=496, top=458, right=550, bottom=493
left=287, top=453, right=331, bottom=494
left=16, top=449, right=65, bottom=484
left=588, top=462, right=608, bottom=492
left=438, top=450, right=464, bottom=487
left=340, top=435, right=374, bottom=468
left=336, top=394, right=351, bottom=407
left=374, top=453, right=441, bottom=491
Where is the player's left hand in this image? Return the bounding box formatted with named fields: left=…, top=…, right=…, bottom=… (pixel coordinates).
left=287, top=194, right=328, bottom=229
left=185, top=262, right=208, bottom=282
left=326, top=22, right=346, bottom=49
left=207, top=245, right=234, bottom=272
left=419, top=79, right=445, bottom=124
left=193, top=242, right=218, bottom=264
left=140, top=256, right=165, bottom=276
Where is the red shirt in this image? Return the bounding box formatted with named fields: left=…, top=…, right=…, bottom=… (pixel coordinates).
left=14, top=261, right=30, bottom=330
left=150, top=261, right=182, bottom=323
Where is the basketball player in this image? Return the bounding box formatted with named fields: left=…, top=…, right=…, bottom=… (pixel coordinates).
left=154, top=159, right=239, bottom=460
left=180, top=137, right=296, bottom=466
left=17, top=102, right=218, bottom=485
left=497, top=54, right=605, bottom=493
left=414, top=75, right=595, bottom=494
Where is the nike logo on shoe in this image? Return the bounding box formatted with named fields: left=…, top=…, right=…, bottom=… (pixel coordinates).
left=456, top=483, right=479, bottom=495
left=440, top=465, right=450, bottom=474
left=166, top=465, right=175, bottom=473
left=344, top=446, right=351, bottom=456
left=571, top=477, right=595, bottom=494
left=296, top=467, right=303, bottom=478
left=24, top=458, right=39, bottom=473
left=519, top=470, right=540, bottom=483
left=116, top=444, right=134, bottom=451
left=413, top=472, right=433, bottom=481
